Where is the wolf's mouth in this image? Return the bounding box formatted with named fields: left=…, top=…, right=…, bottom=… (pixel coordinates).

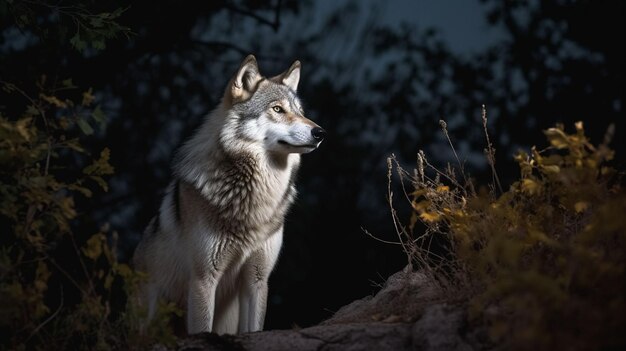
left=278, top=140, right=317, bottom=149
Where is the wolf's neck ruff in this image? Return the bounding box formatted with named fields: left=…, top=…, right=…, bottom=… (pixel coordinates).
left=174, top=114, right=299, bottom=241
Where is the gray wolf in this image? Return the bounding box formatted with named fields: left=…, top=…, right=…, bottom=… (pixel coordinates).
left=132, top=55, right=325, bottom=335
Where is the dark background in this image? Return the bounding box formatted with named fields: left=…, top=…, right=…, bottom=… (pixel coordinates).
left=1, top=0, right=624, bottom=330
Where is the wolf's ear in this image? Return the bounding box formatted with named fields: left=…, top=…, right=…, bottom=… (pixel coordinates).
left=230, top=55, right=262, bottom=102
left=275, top=60, right=301, bottom=91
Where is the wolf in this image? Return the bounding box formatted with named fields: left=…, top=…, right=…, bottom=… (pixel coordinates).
left=132, top=54, right=325, bottom=335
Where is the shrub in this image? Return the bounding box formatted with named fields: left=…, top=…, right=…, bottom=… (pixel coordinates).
left=0, top=79, right=177, bottom=350
left=386, top=111, right=625, bottom=350
left=1, top=3, right=179, bottom=348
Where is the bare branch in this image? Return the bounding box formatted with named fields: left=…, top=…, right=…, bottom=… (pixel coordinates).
left=26, top=286, right=64, bottom=342
left=439, top=119, right=468, bottom=186
left=362, top=227, right=402, bottom=245
left=482, top=104, right=503, bottom=194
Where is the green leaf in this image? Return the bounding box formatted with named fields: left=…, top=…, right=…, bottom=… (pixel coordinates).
left=92, top=106, right=107, bottom=128
left=84, top=148, right=114, bottom=191
left=76, top=118, right=94, bottom=135
left=34, top=261, right=51, bottom=293
left=91, top=105, right=107, bottom=128
left=92, top=40, right=106, bottom=50
left=15, top=117, right=33, bottom=141
left=104, top=272, right=114, bottom=290
left=70, top=34, right=87, bottom=52
left=57, top=196, right=77, bottom=219
left=40, top=94, right=67, bottom=108
left=25, top=105, right=40, bottom=117
left=18, top=14, right=29, bottom=25
left=84, top=148, right=114, bottom=176
left=65, top=138, right=86, bottom=153
left=114, top=263, right=133, bottom=279
left=82, top=88, right=95, bottom=106
left=62, top=78, right=75, bottom=88
left=90, top=176, right=109, bottom=192
left=110, top=7, right=126, bottom=18
left=68, top=183, right=93, bottom=198
left=90, top=17, right=104, bottom=28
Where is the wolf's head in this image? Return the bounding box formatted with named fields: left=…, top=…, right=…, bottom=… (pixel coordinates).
left=222, top=55, right=325, bottom=155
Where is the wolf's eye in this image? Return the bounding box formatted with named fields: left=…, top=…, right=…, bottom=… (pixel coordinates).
left=272, top=106, right=285, bottom=113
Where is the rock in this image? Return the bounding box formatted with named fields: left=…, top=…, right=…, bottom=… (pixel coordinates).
left=241, top=323, right=413, bottom=351
left=162, top=268, right=486, bottom=351
left=322, top=266, right=440, bottom=325
left=412, top=304, right=474, bottom=351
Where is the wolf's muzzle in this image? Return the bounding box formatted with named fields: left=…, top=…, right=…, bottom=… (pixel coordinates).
left=311, top=127, right=326, bottom=142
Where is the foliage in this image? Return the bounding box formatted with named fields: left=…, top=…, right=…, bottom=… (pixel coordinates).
left=0, top=78, right=177, bottom=350
left=0, top=2, right=183, bottom=348
left=387, top=116, right=625, bottom=350
left=1, top=0, right=131, bottom=52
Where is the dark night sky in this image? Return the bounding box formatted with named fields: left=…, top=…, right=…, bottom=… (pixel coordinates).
left=383, top=0, right=503, bottom=54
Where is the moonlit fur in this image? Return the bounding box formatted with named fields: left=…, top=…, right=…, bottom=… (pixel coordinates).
left=132, top=55, right=323, bottom=335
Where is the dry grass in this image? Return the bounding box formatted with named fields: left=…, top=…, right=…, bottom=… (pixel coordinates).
left=370, top=111, right=625, bottom=350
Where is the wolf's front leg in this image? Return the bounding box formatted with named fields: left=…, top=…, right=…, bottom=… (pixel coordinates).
left=238, top=229, right=283, bottom=333
left=238, top=270, right=269, bottom=333
left=187, top=276, right=217, bottom=334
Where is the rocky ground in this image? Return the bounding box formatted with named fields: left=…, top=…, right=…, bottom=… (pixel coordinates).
left=157, top=267, right=490, bottom=351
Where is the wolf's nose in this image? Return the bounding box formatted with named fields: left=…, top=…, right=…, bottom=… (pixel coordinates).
left=311, top=127, right=326, bottom=141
